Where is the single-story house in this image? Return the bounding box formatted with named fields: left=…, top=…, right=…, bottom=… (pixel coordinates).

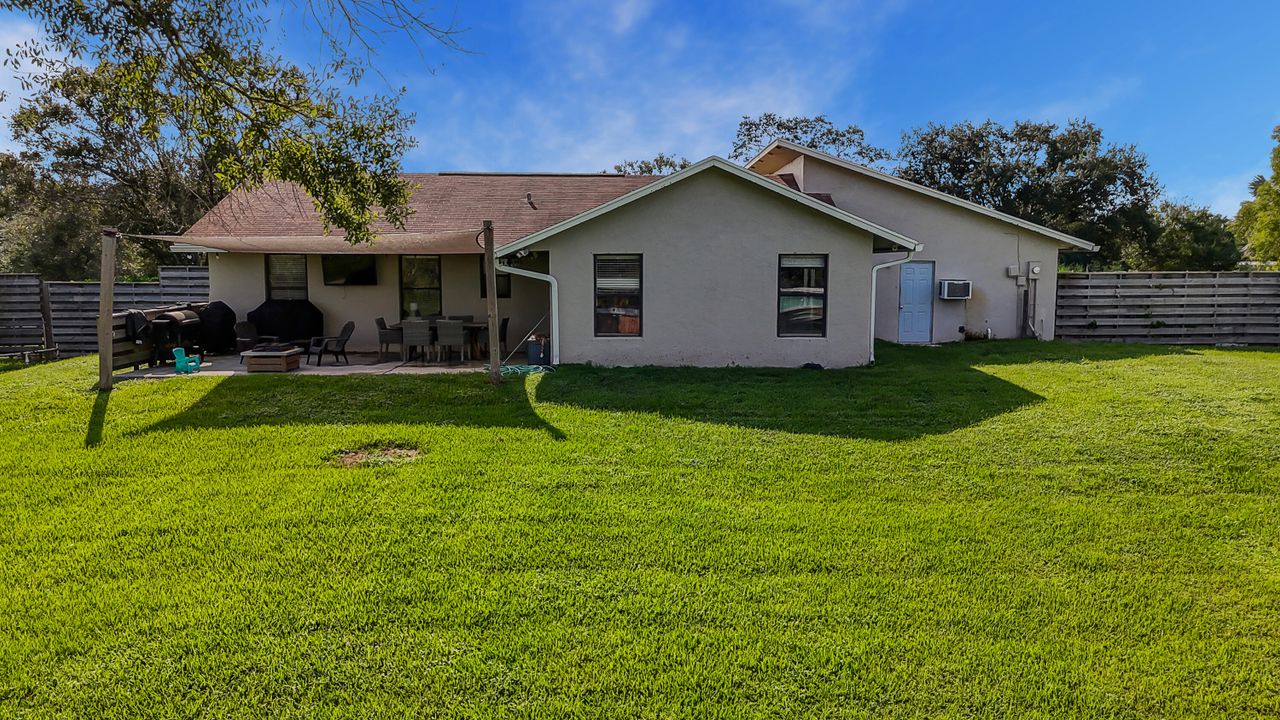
left=171, top=143, right=1096, bottom=368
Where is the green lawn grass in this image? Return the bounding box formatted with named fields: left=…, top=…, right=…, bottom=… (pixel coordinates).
left=2, top=341, right=1278, bottom=718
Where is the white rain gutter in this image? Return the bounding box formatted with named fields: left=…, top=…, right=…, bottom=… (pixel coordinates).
left=868, top=247, right=918, bottom=366
left=497, top=263, right=559, bottom=365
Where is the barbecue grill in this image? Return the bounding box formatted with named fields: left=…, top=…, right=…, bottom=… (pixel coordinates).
left=151, top=309, right=202, bottom=365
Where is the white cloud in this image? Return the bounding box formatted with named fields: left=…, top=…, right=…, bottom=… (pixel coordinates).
left=1033, top=76, right=1142, bottom=121
left=1198, top=170, right=1263, bottom=216
left=405, top=0, right=910, bottom=171
left=775, top=0, right=910, bottom=29
left=612, top=0, right=653, bottom=34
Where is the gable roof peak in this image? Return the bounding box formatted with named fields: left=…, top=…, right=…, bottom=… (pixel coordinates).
left=496, top=155, right=921, bottom=257
left=746, top=139, right=1098, bottom=252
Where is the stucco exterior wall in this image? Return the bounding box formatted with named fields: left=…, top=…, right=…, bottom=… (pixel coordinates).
left=207, top=252, right=267, bottom=317
left=207, top=252, right=549, bottom=352
left=798, top=157, right=1063, bottom=342
left=536, top=167, right=877, bottom=368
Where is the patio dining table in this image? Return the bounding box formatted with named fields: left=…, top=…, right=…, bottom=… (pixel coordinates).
left=392, top=319, right=490, bottom=360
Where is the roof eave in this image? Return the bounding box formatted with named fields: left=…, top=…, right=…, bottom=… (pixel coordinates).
left=748, top=139, right=1099, bottom=253
left=498, top=156, right=921, bottom=257
left=745, top=139, right=801, bottom=175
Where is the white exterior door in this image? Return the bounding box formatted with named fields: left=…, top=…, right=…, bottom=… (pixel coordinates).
left=898, top=262, right=934, bottom=343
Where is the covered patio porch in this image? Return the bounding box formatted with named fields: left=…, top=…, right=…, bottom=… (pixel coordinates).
left=171, top=232, right=552, bottom=359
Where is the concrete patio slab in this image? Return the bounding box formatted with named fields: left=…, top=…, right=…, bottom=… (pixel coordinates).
left=116, top=352, right=485, bottom=379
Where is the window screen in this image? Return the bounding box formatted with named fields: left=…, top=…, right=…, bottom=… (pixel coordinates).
left=594, top=254, right=642, bottom=336
left=778, top=254, right=827, bottom=337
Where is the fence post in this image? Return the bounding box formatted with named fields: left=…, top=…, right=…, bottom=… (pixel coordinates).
left=97, top=229, right=118, bottom=391
left=39, top=280, right=53, bottom=351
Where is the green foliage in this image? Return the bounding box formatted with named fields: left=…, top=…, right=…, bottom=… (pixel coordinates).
left=0, top=190, right=101, bottom=279
left=1135, top=201, right=1241, bottom=270
left=1231, top=125, right=1280, bottom=262
left=896, top=119, right=1163, bottom=266
left=729, top=112, right=892, bottom=166
left=0, top=63, right=236, bottom=278
left=610, top=152, right=690, bottom=176
left=1, top=0, right=461, bottom=245
left=0, top=152, right=125, bottom=279
left=3, top=342, right=1280, bottom=715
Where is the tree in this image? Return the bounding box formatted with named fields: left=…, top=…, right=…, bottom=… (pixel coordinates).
left=0, top=0, right=463, bottom=244
left=1136, top=201, right=1241, bottom=270
left=610, top=153, right=690, bottom=176
left=729, top=113, right=891, bottom=166
left=1231, top=125, right=1280, bottom=262
left=3, top=64, right=233, bottom=275
left=0, top=153, right=104, bottom=278
left=896, top=119, right=1162, bottom=266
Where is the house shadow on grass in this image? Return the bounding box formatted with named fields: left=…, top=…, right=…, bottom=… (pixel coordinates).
left=532, top=341, right=1195, bottom=441
left=134, top=373, right=565, bottom=439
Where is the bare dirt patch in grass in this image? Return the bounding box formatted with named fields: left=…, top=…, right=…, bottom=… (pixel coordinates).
left=330, top=443, right=421, bottom=468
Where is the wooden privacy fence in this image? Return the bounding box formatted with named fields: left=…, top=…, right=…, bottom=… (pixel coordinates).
left=48, top=266, right=210, bottom=354
left=0, top=266, right=209, bottom=356
left=0, top=274, right=54, bottom=360
left=1056, top=272, right=1280, bottom=345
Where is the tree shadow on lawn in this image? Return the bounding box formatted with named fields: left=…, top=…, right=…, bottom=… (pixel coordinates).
left=533, top=341, right=1194, bottom=441
left=85, top=389, right=110, bottom=447
left=131, top=373, right=565, bottom=439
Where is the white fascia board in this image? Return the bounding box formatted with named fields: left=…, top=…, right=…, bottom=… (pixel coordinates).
left=497, top=156, right=922, bottom=257
left=746, top=139, right=1100, bottom=253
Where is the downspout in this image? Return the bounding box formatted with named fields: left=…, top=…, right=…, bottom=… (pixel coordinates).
left=497, top=262, right=559, bottom=365
left=868, top=247, right=918, bottom=366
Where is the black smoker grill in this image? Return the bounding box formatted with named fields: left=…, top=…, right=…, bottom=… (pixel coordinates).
left=151, top=309, right=202, bottom=365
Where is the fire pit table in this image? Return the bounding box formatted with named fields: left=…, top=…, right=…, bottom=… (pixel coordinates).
left=240, top=345, right=304, bottom=373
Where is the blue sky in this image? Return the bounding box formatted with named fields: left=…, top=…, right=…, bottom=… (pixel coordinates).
left=2, top=0, right=1278, bottom=214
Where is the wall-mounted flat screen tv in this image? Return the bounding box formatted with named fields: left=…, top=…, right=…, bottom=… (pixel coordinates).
left=321, top=255, right=378, bottom=285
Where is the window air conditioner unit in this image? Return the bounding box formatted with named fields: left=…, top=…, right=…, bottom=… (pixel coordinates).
left=938, top=279, right=972, bottom=300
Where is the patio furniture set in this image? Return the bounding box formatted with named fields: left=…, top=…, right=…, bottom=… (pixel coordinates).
left=224, top=316, right=509, bottom=373
left=377, top=315, right=510, bottom=364
left=233, top=320, right=354, bottom=373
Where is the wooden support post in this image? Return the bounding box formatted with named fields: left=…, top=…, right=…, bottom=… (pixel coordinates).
left=483, top=220, right=501, bottom=385
left=97, top=228, right=118, bottom=391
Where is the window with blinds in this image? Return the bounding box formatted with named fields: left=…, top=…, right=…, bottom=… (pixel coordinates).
left=266, top=254, right=308, bottom=300
left=594, top=254, right=642, bottom=336
left=778, top=254, right=828, bottom=337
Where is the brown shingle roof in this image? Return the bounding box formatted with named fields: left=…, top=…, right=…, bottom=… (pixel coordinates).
left=184, top=173, right=662, bottom=249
